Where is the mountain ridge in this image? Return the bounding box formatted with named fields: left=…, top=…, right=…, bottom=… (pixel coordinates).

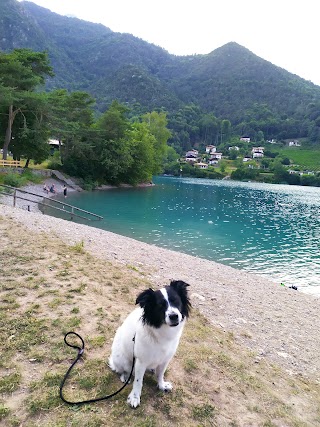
left=1, top=0, right=320, bottom=144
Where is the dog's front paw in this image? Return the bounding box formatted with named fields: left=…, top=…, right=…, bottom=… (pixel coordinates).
left=158, top=381, right=173, bottom=392
left=127, top=391, right=140, bottom=408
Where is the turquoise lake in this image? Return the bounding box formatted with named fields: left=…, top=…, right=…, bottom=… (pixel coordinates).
left=56, top=176, right=320, bottom=295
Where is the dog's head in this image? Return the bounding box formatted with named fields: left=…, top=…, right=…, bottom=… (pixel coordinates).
left=136, top=280, right=191, bottom=328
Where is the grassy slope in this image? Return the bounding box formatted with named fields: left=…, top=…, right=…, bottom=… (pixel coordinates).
left=1, top=215, right=320, bottom=427
left=272, top=147, right=320, bottom=171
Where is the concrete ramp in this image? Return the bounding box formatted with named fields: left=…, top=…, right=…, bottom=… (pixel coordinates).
left=51, top=170, right=83, bottom=191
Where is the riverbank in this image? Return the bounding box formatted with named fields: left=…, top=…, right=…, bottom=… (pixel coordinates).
left=0, top=177, right=76, bottom=212
left=1, top=202, right=320, bottom=426
left=1, top=201, right=319, bottom=379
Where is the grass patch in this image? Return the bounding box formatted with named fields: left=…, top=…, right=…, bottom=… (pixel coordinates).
left=0, top=404, right=11, bottom=419
left=0, top=170, right=44, bottom=188
left=273, top=147, right=320, bottom=171
left=0, top=371, right=21, bottom=393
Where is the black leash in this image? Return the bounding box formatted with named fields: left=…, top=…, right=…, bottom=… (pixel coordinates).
left=59, top=331, right=135, bottom=405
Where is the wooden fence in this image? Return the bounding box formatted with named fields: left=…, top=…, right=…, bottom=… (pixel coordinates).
left=0, top=160, right=22, bottom=167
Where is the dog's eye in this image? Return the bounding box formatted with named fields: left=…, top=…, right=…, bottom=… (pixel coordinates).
left=159, top=300, right=167, bottom=309
left=169, top=297, right=179, bottom=306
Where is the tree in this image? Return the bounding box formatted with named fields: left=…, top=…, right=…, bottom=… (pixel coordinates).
left=96, top=100, right=130, bottom=140
left=10, top=93, right=51, bottom=167
left=0, top=49, right=54, bottom=159
left=219, top=160, right=227, bottom=173
left=47, top=90, right=95, bottom=164
left=120, top=122, right=156, bottom=185
left=220, top=119, right=232, bottom=143
left=199, top=113, right=219, bottom=145
left=142, top=111, right=171, bottom=174
left=272, top=161, right=289, bottom=183
left=91, top=101, right=132, bottom=184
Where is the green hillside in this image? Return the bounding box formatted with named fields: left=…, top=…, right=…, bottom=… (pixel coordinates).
left=1, top=0, right=320, bottom=150
left=273, top=147, right=320, bottom=171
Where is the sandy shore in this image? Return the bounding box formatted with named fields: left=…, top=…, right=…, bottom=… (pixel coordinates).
left=1, top=184, right=320, bottom=382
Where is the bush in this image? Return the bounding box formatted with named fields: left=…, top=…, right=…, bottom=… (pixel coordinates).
left=2, top=171, right=43, bottom=188
left=3, top=173, right=22, bottom=187
left=231, top=167, right=260, bottom=181
left=47, top=151, right=62, bottom=170
left=80, top=178, right=98, bottom=191
left=20, top=170, right=43, bottom=184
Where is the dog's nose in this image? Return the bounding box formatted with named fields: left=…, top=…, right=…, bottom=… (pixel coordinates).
left=169, top=313, right=179, bottom=322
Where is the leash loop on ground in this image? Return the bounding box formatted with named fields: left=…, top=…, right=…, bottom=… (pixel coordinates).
left=64, top=331, right=85, bottom=354
left=59, top=331, right=135, bottom=405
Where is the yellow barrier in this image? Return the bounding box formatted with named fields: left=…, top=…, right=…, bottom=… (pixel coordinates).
left=0, top=160, right=22, bottom=167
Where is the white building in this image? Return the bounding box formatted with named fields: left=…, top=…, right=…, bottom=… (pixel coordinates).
left=252, top=147, right=264, bottom=158
left=194, top=162, right=208, bottom=169
left=205, top=145, right=217, bottom=154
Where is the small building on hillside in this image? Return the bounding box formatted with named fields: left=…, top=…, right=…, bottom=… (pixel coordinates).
left=252, top=147, right=264, bottom=158
left=228, top=146, right=239, bottom=151
left=240, top=137, right=251, bottom=142
left=48, top=139, right=60, bottom=155
left=288, top=140, right=301, bottom=147
left=185, top=150, right=199, bottom=163
left=209, top=153, right=222, bottom=165
left=194, top=162, right=208, bottom=169
left=205, top=145, right=216, bottom=154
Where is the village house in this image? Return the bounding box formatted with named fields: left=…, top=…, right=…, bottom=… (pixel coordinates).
left=185, top=149, right=199, bottom=163
left=288, top=141, right=301, bottom=147
left=194, top=162, right=208, bottom=169
left=205, top=145, right=217, bottom=154
left=243, top=156, right=252, bottom=162
left=228, top=146, right=239, bottom=151
left=240, top=137, right=251, bottom=142
left=252, top=147, right=264, bottom=158
left=209, top=153, right=223, bottom=165
left=48, top=139, right=60, bottom=154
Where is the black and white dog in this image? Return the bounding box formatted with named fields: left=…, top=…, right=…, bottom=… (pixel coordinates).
left=109, top=280, right=191, bottom=408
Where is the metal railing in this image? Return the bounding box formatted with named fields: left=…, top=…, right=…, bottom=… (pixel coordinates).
left=0, top=184, right=103, bottom=222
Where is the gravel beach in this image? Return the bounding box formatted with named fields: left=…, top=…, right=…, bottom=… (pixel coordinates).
left=1, top=183, right=319, bottom=382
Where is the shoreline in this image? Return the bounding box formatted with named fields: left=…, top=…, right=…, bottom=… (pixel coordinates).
left=1, top=195, right=320, bottom=382
left=0, top=177, right=76, bottom=213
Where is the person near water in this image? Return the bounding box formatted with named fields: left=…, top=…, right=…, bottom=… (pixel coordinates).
left=63, top=184, right=67, bottom=198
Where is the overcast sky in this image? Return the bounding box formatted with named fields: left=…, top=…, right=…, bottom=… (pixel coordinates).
left=18, top=0, right=320, bottom=86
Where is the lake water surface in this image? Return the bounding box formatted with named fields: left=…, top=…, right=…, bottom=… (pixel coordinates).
left=60, top=176, right=320, bottom=295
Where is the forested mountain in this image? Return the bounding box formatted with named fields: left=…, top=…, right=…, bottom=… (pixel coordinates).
left=1, top=0, right=320, bottom=148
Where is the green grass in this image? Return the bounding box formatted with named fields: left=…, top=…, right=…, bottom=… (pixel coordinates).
left=273, top=147, right=320, bottom=171
left=0, top=169, right=44, bottom=187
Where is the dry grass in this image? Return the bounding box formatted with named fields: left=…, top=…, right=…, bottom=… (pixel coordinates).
left=1, top=214, right=320, bottom=427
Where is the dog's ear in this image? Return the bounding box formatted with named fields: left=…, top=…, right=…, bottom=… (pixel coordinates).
left=170, top=280, right=189, bottom=293
left=136, top=288, right=155, bottom=308
left=170, top=280, right=191, bottom=317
